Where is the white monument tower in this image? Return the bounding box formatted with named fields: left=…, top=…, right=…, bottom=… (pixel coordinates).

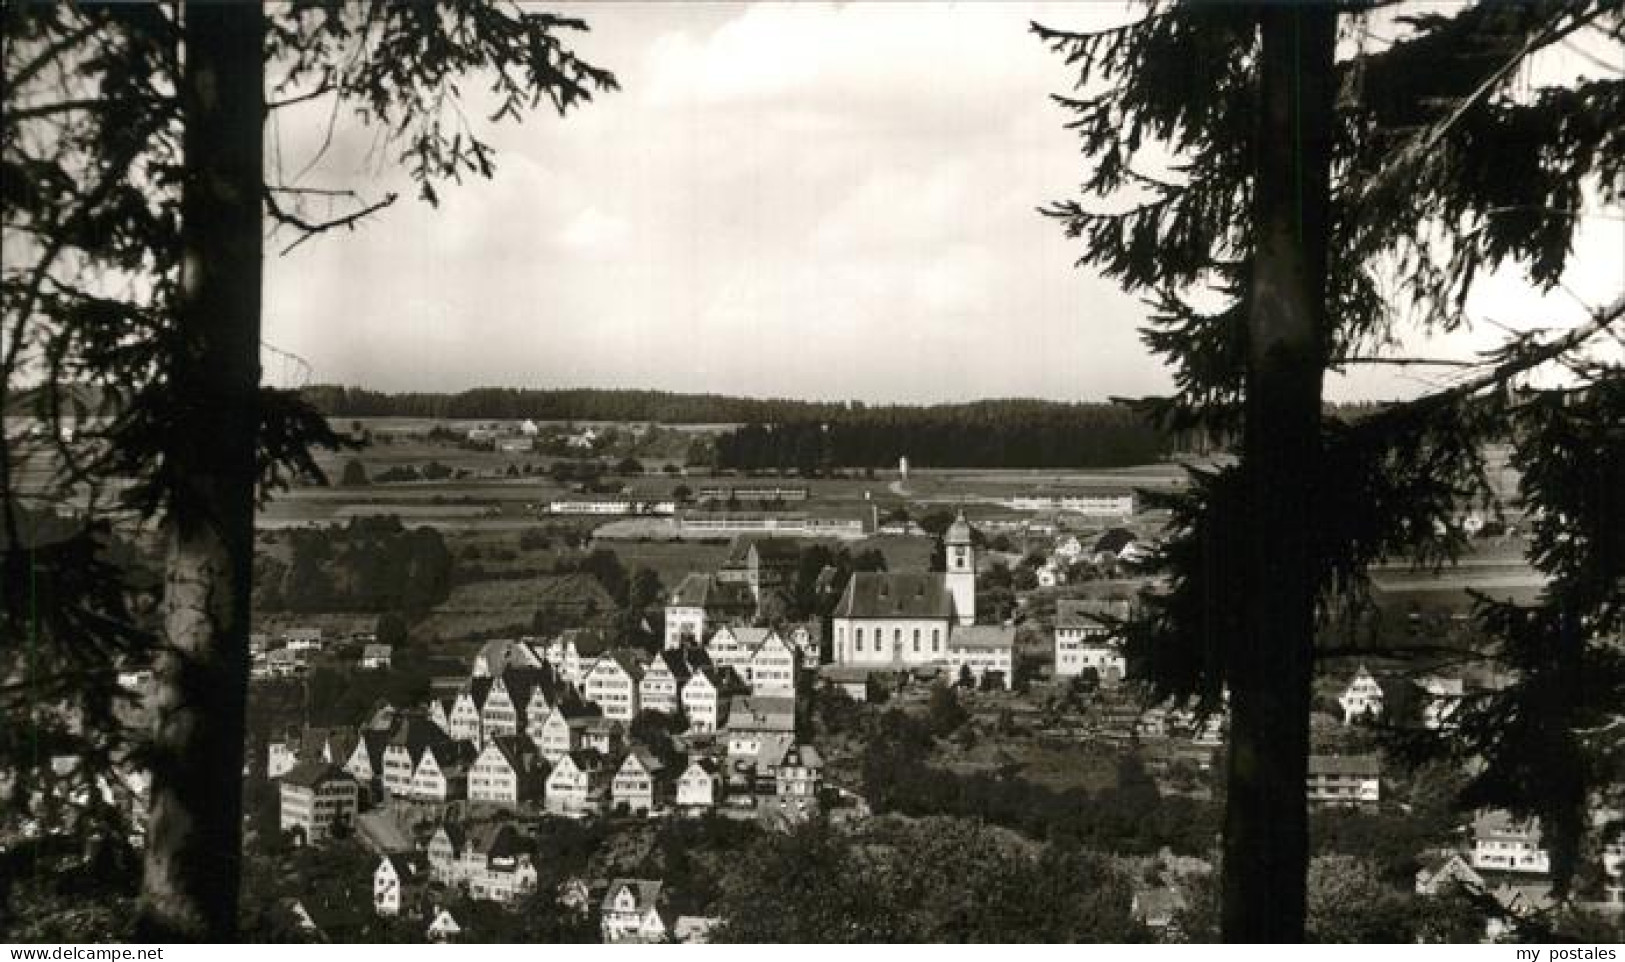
left=945, top=510, right=976, bottom=626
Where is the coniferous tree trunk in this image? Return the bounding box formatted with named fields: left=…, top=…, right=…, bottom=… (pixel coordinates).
left=137, top=1, right=264, bottom=941
left=1222, top=5, right=1335, bottom=943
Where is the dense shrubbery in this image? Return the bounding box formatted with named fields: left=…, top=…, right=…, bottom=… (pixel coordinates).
left=710, top=816, right=1147, bottom=943
left=254, top=517, right=452, bottom=613
left=861, top=710, right=1219, bottom=856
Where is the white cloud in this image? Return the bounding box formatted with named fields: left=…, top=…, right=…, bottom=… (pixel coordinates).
left=555, top=206, right=632, bottom=251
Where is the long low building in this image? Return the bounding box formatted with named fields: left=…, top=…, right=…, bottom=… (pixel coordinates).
left=676, top=513, right=865, bottom=538
left=546, top=499, right=676, bottom=516
left=1008, top=493, right=1137, bottom=515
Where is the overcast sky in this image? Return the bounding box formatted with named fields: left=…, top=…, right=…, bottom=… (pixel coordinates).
left=261, top=2, right=1622, bottom=404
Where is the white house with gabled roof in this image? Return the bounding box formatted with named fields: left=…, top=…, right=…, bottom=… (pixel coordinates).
left=676, top=758, right=723, bottom=811
left=681, top=668, right=728, bottom=733
left=748, top=632, right=799, bottom=698
left=546, top=750, right=609, bottom=815
left=1339, top=664, right=1385, bottom=724
left=601, top=879, right=669, bottom=944
left=584, top=651, right=644, bottom=722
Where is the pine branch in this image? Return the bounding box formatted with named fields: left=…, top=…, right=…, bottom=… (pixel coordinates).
left=262, top=188, right=399, bottom=255
left=1354, top=2, right=1611, bottom=207
left=1367, top=293, right=1625, bottom=424
left=1333, top=356, right=1475, bottom=368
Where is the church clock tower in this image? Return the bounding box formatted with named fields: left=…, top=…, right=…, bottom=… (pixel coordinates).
left=945, top=510, right=976, bottom=626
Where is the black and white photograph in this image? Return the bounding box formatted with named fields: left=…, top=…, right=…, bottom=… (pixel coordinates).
left=3, top=0, right=1622, bottom=947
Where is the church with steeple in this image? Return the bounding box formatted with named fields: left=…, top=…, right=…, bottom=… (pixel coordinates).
left=829, top=511, right=1009, bottom=685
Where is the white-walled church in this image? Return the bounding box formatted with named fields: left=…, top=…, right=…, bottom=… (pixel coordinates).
left=830, top=512, right=1012, bottom=687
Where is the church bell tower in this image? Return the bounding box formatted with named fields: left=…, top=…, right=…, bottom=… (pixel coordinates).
left=945, top=510, right=975, bottom=626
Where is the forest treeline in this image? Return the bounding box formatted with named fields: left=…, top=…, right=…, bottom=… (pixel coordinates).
left=713, top=402, right=1174, bottom=469
left=300, top=384, right=851, bottom=424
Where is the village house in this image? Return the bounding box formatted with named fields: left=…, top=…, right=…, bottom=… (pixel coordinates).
left=579, top=716, right=626, bottom=757
left=373, top=853, right=429, bottom=917
left=832, top=512, right=976, bottom=670
left=725, top=695, right=796, bottom=760
left=283, top=627, right=324, bottom=652
left=1052, top=535, right=1086, bottom=563
left=278, top=762, right=359, bottom=845
left=546, top=750, right=610, bottom=815
left=773, top=744, right=823, bottom=799
left=343, top=728, right=391, bottom=803
left=785, top=623, right=820, bottom=665
left=463, top=822, right=539, bottom=903
left=410, top=741, right=476, bottom=803
left=469, top=735, right=547, bottom=806
left=1414, top=851, right=1484, bottom=896
left=448, top=678, right=492, bottom=745
left=1091, top=528, right=1138, bottom=564
left=360, top=643, right=393, bottom=670
left=639, top=649, right=695, bottom=716
left=1471, top=811, right=1552, bottom=876
left=1054, top=598, right=1130, bottom=682
left=718, top=536, right=801, bottom=603
left=1305, top=754, right=1381, bottom=807
left=681, top=667, right=729, bottom=733
left=1036, top=561, right=1068, bottom=588
left=536, top=630, right=591, bottom=687
left=262, top=647, right=306, bottom=678
left=664, top=574, right=756, bottom=649
left=945, top=624, right=1015, bottom=689
left=267, top=728, right=302, bottom=780
left=425, top=906, right=463, bottom=942
left=380, top=715, right=450, bottom=801
left=471, top=638, right=543, bottom=679
left=673, top=916, right=720, bottom=944
left=704, top=625, right=772, bottom=681
left=601, top=879, right=670, bottom=944
left=1130, top=887, right=1187, bottom=938
left=748, top=632, right=799, bottom=697
left=584, top=650, right=644, bottom=722
left=1419, top=674, right=1465, bottom=730
left=534, top=702, right=610, bottom=762
left=612, top=747, right=671, bottom=815
left=480, top=667, right=553, bottom=744
left=1338, top=664, right=1385, bottom=724
left=427, top=823, right=468, bottom=885
left=425, top=696, right=453, bottom=735
left=676, top=758, right=724, bottom=812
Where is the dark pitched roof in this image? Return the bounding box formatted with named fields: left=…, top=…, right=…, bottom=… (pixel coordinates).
left=602, top=879, right=663, bottom=914
left=497, top=666, right=556, bottom=710
left=381, top=853, right=428, bottom=883
left=593, top=648, right=646, bottom=683
left=485, top=735, right=540, bottom=773
left=650, top=649, right=695, bottom=682
left=387, top=715, right=449, bottom=761
left=1055, top=598, right=1131, bottom=630
left=1093, top=528, right=1138, bottom=555
left=833, top=572, right=954, bottom=620
left=355, top=729, right=391, bottom=770
left=747, top=537, right=802, bottom=566
left=949, top=625, right=1016, bottom=650
left=280, top=760, right=352, bottom=789
left=563, top=748, right=606, bottom=773
left=458, top=677, right=494, bottom=710
left=668, top=573, right=755, bottom=611
left=1308, top=754, right=1381, bottom=777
